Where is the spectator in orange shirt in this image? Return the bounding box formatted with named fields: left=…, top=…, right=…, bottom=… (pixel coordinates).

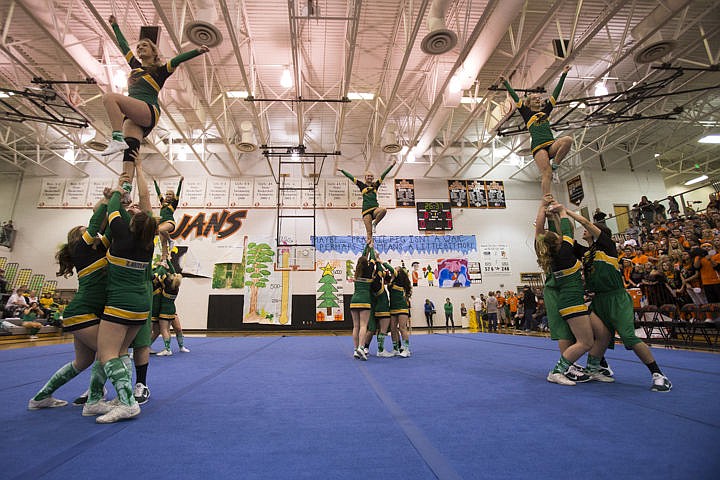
left=692, top=244, right=720, bottom=302
left=507, top=293, right=519, bottom=328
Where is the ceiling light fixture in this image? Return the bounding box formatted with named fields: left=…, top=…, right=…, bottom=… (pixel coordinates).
left=280, top=68, right=293, bottom=89
left=347, top=92, right=374, bottom=100
left=594, top=83, right=608, bottom=96
left=698, top=134, right=720, bottom=144
left=0, top=91, right=14, bottom=98
left=448, top=75, right=462, bottom=94
left=63, top=148, right=75, bottom=164
left=226, top=90, right=249, bottom=98
left=684, top=174, right=708, bottom=186
left=460, top=96, right=483, bottom=104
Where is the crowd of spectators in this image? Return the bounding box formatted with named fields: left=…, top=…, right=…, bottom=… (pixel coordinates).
left=618, top=193, right=720, bottom=308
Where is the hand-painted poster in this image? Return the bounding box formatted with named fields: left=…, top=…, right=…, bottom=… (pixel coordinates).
left=324, top=178, right=348, bottom=208
left=437, top=258, right=471, bottom=288
left=395, top=179, right=416, bottom=207
left=480, top=242, right=511, bottom=273
left=37, top=178, right=66, bottom=207
left=486, top=181, right=506, bottom=208
left=447, top=180, right=468, bottom=208
left=229, top=178, right=254, bottom=207
left=242, top=236, right=290, bottom=325
left=205, top=178, right=230, bottom=207
left=62, top=178, right=89, bottom=207
left=467, top=180, right=488, bottom=208
left=316, top=261, right=345, bottom=322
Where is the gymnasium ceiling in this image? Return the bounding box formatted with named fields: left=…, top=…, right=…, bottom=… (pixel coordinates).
left=0, top=0, right=719, bottom=190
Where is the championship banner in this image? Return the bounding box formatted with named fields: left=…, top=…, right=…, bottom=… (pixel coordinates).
left=324, top=178, right=349, bottom=208
left=377, top=181, right=396, bottom=208
left=301, top=177, right=322, bottom=208
left=486, top=181, right=506, bottom=208
left=448, top=180, right=469, bottom=208
left=279, top=176, right=301, bottom=207
left=348, top=183, right=363, bottom=209
left=467, top=180, right=488, bottom=208
left=37, top=178, right=66, bottom=207
left=180, top=178, right=206, bottom=208
left=229, top=178, right=254, bottom=207
left=62, top=178, right=89, bottom=207
left=86, top=178, right=112, bottom=206
left=205, top=178, right=230, bottom=207
left=253, top=178, right=278, bottom=207
left=395, top=178, right=416, bottom=207
left=567, top=175, right=584, bottom=206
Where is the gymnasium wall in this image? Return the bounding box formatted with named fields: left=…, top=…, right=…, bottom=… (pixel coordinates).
left=0, top=166, right=670, bottom=330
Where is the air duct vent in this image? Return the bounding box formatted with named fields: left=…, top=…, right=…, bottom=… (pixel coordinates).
left=634, top=39, right=677, bottom=64
left=421, top=29, right=457, bottom=55
left=85, top=132, right=108, bottom=152
left=236, top=121, right=257, bottom=152
left=184, top=21, right=222, bottom=48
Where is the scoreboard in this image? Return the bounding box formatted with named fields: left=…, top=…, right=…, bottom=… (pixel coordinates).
left=416, top=202, right=453, bottom=231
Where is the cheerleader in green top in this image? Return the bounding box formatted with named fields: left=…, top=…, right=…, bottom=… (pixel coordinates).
left=154, top=176, right=183, bottom=265
left=101, top=14, right=209, bottom=183
left=156, top=265, right=182, bottom=356
left=371, top=261, right=394, bottom=357
left=563, top=207, right=672, bottom=392
left=389, top=266, right=413, bottom=357
left=338, top=160, right=396, bottom=246
left=93, top=168, right=157, bottom=423
left=534, top=196, right=594, bottom=386
left=501, top=66, right=572, bottom=195
left=350, top=256, right=375, bottom=360
left=28, top=196, right=111, bottom=410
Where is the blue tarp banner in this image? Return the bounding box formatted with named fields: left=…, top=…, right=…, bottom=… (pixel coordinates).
left=313, top=235, right=477, bottom=256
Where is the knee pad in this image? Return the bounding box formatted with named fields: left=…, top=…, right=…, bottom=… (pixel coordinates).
left=123, top=137, right=141, bottom=164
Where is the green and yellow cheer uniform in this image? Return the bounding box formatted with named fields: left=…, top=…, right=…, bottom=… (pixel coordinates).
left=154, top=178, right=183, bottom=227
left=102, top=192, right=153, bottom=325
left=62, top=205, right=110, bottom=332
left=341, top=163, right=394, bottom=216
left=112, top=23, right=203, bottom=137
left=577, top=230, right=642, bottom=349
left=545, top=218, right=587, bottom=341
left=503, top=71, right=567, bottom=154
left=150, top=264, right=167, bottom=323
left=159, top=268, right=180, bottom=321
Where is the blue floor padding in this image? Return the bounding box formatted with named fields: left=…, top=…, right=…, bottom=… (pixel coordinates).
left=1, top=333, right=718, bottom=479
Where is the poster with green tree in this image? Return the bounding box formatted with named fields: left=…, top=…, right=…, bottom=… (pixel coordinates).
left=315, top=261, right=344, bottom=321
left=243, top=241, right=275, bottom=323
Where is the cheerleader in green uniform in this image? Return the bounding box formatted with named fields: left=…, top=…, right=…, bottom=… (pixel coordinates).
left=563, top=207, right=672, bottom=392
left=350, top=256, right=375, bottom=360
left=101, top=14, right=209, bottom=185
left=372, top=261, right=395, bottom=357
left=390, top=266, right=413, bottom=357
left=89, top=165, right=157, bottom=423
left=154, top=177, right=183, bottom=266
left=338, top=160, right=396, bottom=246
left=156, top=267, right=182, bottom=356
left=28, top=197, right=110, bottom=410
left=501, top=66, right=572, bottom=195
left=534, top=197, right=594, bottom=385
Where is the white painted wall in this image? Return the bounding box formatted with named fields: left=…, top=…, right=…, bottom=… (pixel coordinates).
left=3, top=159, right=682, bottom=330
